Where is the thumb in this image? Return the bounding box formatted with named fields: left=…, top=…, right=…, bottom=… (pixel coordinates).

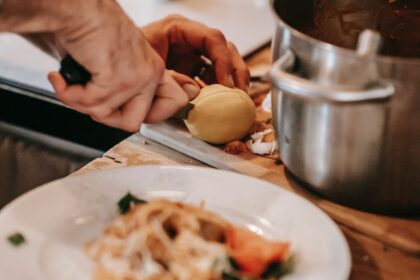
left=145, top=71, right=190, bottom=123
left=167, top=70, right=200, bottom=100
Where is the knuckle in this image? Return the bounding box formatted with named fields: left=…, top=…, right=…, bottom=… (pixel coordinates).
left=228, top=42, right=237, bottom=50
left=238, top=68, right=251, bottom=78
left=80, top=94, right=100, bottom=107
left=55, top=92, right=70, bottom=104
left=209, top=28, right=226, bottom=42
left=124, top=121, right=142, bottom=133
left=167, top=69, right=177, bottom=77
left=153, top=58, right=165, bottom=76
left=146, top=59, right=165, bottom=83
left=118, top=73, right=140, bottom=91
left=88, top=107, right=110, bottom=120
left=164, top=14, right=186, bottom=25
left=89, top=112, right=104, bottom=121
left=141, top=62, right=165, bottom=89
left=216, top=58, right=233, bottom=72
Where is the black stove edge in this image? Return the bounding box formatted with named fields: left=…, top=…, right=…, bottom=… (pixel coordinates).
left=0, top=77, right=61, bottom=106
left=0, top=83, right=131, bottom=151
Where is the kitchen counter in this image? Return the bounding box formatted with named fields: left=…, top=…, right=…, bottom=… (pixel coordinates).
left=74, top=47, right=420, bottom=280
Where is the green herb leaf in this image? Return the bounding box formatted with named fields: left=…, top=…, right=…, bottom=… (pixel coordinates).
left=118, top=192, right=147, bottom=214
left=262, top=262, right=282, bottom=279
left=7, top=232, right=25, bottom=247
left=262, top=256, right=294, bottom=279
left=222, top=257, right=255, bottom=280
left=222, top=271, right=241, bottom=280
left=228, top=257, right=241, bottom=270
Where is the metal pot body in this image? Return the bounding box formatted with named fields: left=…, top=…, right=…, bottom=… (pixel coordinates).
left=270, top=0, right=420, bottom=213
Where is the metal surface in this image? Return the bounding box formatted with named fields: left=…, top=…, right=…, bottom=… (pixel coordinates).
left=173, top=102, right=195, bottom=120
left=270, top=0, right=420, bottom=213
left=270, top=50, right=395, bottom=102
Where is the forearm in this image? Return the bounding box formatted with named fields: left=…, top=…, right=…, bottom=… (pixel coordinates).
left=0, top=0, right=73, bottom=33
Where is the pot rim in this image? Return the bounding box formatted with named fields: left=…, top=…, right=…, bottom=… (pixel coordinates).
left=269, top=0, right=420, bottom=65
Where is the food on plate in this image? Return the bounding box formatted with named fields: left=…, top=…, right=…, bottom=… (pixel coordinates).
left=85, top=194, right=292, bottom=280
left=184, top=84, right=256, bottom=144
left=118, top=192, right=147, bottom=214
left=7, top=232, right=26, bottom=247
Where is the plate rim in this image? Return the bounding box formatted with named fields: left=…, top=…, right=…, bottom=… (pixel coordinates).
left=0, top=165, right=351, bottom=279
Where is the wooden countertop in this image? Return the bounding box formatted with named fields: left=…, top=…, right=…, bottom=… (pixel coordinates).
left=75, top=48, right=420, bottom=280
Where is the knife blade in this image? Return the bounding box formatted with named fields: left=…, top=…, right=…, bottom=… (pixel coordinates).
left=173, top=102, right=195, bottom=120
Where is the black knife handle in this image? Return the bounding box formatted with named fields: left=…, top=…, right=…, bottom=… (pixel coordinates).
left=59, top=55, right=91, bottom=85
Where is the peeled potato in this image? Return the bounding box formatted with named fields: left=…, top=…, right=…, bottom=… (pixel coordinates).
left=184, top=84, right=256, bottom=144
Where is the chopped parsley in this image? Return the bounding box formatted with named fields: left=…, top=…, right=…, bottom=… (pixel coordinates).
left=262, top=262, right=282, bottom=279
left=228, top=257, right=241, bottom=270
left=222, top=271, right=241, bottom=280
left=221, top=255, right=294, bottom=280
left=118, top=192, right=147, bottom=214
left=262, top=256, right=295, bottom=279
left=7, top=232, right=26, bottom=247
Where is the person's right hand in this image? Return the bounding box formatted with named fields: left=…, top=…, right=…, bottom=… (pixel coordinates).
left=38, top=0, right=190, bottom=131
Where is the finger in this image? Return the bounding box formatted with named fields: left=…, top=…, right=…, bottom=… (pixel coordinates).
left=48, top=71, right=113, bottom=120
left=49, top=71, right=111, bottom=109
left=145, top=71, right=189, bottom=123
left=228, top=43, right=250, bottom=91
left=50, top=69, right=150, bottom=121
left=48, top=71, right=93, bottom=113
left=93, top=71, right=184, bottom=131
left=168, top=20, right=234, bottom=87
left=93, top=92, right=154, bottom=132
left=168, top=70, right=200, bottom=99
left=48, top=71, right=68, bottom=95
left=166, top=49, right=202, bottom=76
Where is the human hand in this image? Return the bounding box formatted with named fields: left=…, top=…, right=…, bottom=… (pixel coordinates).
left=46, top=1, right=191, bottom=131
left=142, top=15, right=250, bottom=91
left=0, top=0, right=190, bottom=132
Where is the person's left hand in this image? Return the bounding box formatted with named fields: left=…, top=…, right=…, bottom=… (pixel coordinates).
left=142, top=15, right=250, bottom=92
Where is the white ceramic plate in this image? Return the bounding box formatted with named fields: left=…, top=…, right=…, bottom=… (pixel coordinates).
left=0, top=166, right=351, bottom=280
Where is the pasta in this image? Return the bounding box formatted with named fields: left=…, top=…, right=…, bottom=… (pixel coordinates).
left=85, top=198, right=291, bottom=280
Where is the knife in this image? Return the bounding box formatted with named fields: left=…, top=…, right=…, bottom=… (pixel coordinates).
left=59, top=55, right=194, bottom=119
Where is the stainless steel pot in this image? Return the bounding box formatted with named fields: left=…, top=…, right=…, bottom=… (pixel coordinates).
left=269, top=0, right=420, bottom=214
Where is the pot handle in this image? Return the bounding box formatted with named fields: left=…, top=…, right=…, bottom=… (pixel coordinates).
left=270, top=50, right=395, bottom=102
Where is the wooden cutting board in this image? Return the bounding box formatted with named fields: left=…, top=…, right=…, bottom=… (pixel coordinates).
left=140, top=120, right=420, bottom=256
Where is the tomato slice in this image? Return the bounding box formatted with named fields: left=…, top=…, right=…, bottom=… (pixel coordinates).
left=226, top=227, right=289, bottom=277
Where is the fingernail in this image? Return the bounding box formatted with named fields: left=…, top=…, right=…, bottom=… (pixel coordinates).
left=183, top=83, right=200, bottom=99
left=226, top=75, right=235, bottom=88
left=244, top=82, right=250, bottom=92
